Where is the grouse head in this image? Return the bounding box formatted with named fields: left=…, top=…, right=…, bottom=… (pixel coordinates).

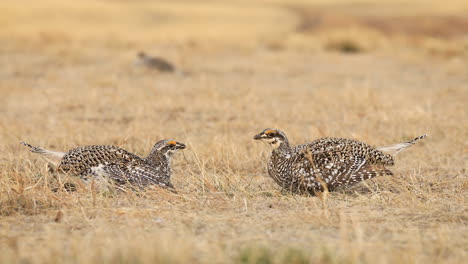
left=253, top=128, right=289, bottom=150
left=151, top=140, right=186, bottom=157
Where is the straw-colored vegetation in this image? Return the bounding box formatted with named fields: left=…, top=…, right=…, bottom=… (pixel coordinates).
left=1, top=0, right=467, bottom=263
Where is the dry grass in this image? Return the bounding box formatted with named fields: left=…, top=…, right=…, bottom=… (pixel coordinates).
left=1, top=0, right=467, bottom=263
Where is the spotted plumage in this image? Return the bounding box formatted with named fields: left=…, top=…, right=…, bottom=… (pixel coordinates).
left=20, top=140, right=185, bottom=191
left=254, top=128, right=426, bottom=195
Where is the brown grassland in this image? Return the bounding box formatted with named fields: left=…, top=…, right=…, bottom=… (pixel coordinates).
left=1, top=0, right=467, bottom=263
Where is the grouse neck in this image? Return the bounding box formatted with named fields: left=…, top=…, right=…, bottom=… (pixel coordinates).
left=272, top=141, right=292, bottom=155
left=144, top=151, right=169, bottom=168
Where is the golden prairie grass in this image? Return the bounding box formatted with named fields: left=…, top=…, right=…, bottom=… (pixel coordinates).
left=1, top=0, right=467, bottom=263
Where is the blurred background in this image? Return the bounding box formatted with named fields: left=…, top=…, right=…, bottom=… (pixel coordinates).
left=2, top=0, right=468, bottom=55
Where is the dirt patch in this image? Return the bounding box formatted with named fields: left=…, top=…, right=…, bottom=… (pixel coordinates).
left=292, top=7, right=468, bottom=39
left=362, top=15, right=468, bottom=39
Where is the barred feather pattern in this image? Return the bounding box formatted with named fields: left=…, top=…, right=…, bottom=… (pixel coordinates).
left=21, top=141, right=182, bottom=191
left=64, top=146, right=176, bottom=190
left=267, top=137, right=395, bottom=194
left=93, top=162, right=175, bottom=190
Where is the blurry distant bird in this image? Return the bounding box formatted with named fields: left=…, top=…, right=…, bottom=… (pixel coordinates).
left=21, top=140, right=186, bottom=191
left=253, top=128, right=426, bottom=195
left=136, top=51, right=175, bottom=72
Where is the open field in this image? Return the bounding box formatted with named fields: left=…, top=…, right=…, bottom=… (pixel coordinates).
left=1, top=0, right=467, bottom=263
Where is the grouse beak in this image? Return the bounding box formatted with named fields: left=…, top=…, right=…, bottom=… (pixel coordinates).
left=253, top=133, right=263, bottom=140
left=175, top=142, right=186, bottom=150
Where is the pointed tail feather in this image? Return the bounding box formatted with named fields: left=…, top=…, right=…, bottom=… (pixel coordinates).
left=20, top=141, right=65, bottom=160
left=377, top=134, right=427, bottom=156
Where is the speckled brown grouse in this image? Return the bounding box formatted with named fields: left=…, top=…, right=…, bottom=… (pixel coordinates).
left=254, top=128, right=426, bottom=195
left=21, top=140, right=185, bottom=191
left=136, top=51, right=175, bottom=72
